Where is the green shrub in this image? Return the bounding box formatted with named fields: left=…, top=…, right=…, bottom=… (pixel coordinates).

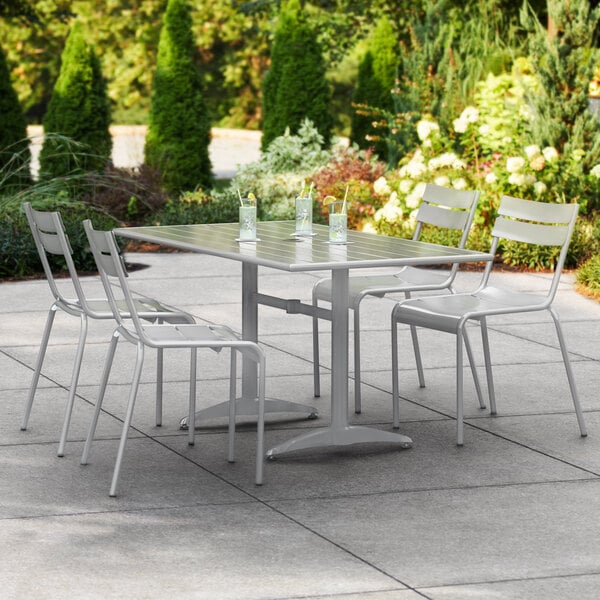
left=577, top=254, right=600, bottom=292
left=0, top=198, right=119, bottom=278
left=39, top=21, right=112, bottom=181
left=145, top=0, right=212, bottom=195
left=152, top=190, right=238, bottom=226
left=229, top=119, right=332, bottom=220
left=0, top=44, right=31, bottom=192
left=350, top=16, right=399, bottom=161
left=261, top=0, right=332, bottom=151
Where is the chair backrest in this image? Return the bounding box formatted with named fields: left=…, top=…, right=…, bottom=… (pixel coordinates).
left=24, top=202, right=88, bottom=309
left=414, top=184, right=480, bottom=247
left=82, top=219, right=147, bottom=341
left=485, top=195, right=579, bottom=300
left=413, top=184, right=480, bottom=277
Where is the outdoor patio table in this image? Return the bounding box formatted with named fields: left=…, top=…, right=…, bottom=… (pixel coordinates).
left=114, top=221, right=492, bottom=458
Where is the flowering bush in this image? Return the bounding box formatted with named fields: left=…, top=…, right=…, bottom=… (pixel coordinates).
left=369, top=65, right=600, bottom=269
left=311, top=145, right=387, bottom=229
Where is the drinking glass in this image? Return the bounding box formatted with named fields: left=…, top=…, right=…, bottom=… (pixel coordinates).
left=328, top=201, right=347, bottom=244
left=239, top=196, right=257, bottom=240
left=294, top=195, right=313, bottom=236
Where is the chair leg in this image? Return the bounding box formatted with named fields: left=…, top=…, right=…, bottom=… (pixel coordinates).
left=81, top=332, right=119, bottom=465
left=456, top=332, right=465, bottom=446
left=58, top=313, right=88, bottom=457
left=155, top=348, right=163, bottom=427
left=228, top=349, right=237, bottom=463
left=256, top=355, right=266, bottom=486
left=312, top=293, right=321, bottom=397
left=480, top=317, right=497, bottom=415
left=550, top=308, right=587, bottom=437
left=109, top=342, right=145, bottom=497
left=391, top=309, right=400, bottom=429
left=21, top=305, right=58, bottom=431
left=188, top=348, right=197, bottom=446
left=463, top=327, right=486, bottom=410
left=409, top=326, right=426, bottom=388
left=353, top=302, right=362, bottom=413
left=404, top=292, right=426, bottom=389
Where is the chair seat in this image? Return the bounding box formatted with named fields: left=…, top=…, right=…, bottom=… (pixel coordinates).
left=135, top=323, right=241, bottom=347
left=84, top=298, right=192, bottom=323
left=314, top=267, right=452, bottom=304
left=393, top=286, right=546, bottom=333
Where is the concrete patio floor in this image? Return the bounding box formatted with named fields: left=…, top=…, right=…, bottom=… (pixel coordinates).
left=2, top=250, right=600, bottom=599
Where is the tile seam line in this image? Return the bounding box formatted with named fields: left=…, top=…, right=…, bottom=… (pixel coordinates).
left=416, top=568, right=600, bottom=592
left=265, top=476, right=598, bottom=505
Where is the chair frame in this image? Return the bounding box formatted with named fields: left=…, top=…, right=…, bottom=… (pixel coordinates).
left=82, top=220, right=266, bottom=496
left=391, top=195, right=587, bottom=445
left=22, top=203, right=193, bottom=457
left=312, top=184, right=481, bottom=412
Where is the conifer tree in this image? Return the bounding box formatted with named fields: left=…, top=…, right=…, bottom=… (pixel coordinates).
left=0, top=43, right=31, bottom=190
left=144, top=0, right=212, bottom=195
left=39, top=20, right=112, bottom=180
left=523, top=0, right=600, bottom=173
left=350, top=15, right=399, bottom=161
left=261, top=0, right=332, bottom=151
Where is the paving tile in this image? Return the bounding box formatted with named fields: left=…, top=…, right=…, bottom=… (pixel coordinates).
left=0, top=437, right=250, bottom=518
left=362, top=360, right=600, bottom=418
left=0, top=386, right=126, bottom=447
left=160, top=418, right=592, bottom=501
left=270, top=479, right=600, bottom=588
left=467, top=411, right=600, bottom=474
left=0, top=503, right=400, bottom=599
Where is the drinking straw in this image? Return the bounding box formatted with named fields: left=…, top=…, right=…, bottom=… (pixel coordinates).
left=308, top=181, right=314, bottom=199
left=342, top=184, right=349, bottom=214
left=237, top=188, right=243, bottom=206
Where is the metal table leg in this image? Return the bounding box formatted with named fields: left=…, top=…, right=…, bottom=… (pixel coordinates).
left=266, top=267, right=412, bottom=457
left=180, top=262, right=318, bottom=429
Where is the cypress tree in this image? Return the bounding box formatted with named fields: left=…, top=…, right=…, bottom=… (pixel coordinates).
left=0, top=43, right=31, bottom=190
left=523, top=0, right=600, bottom=172
left=350, top=16, right=399, bottom=161
left=261, top=0, right=332, bottom=151
left=144, top=0, right=212, bottom=195
left=39, top=20, right=112, bottom=180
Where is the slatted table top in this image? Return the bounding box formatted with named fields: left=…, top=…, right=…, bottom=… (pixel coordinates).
left=115, top=221, right=492, bottom=272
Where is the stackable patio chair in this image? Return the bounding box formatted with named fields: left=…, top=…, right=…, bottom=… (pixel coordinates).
left=311, top=183, right=481, bottom=412
left=82, top=220, right=266, bottom=496
left=22, top=203, right=194, bottom=457
left=391, top=195, right=587, bottom=446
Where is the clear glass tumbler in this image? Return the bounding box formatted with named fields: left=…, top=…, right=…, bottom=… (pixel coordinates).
left=328, top=200, right=347, bottom=244
left=294, top=195, right=313, bottom=236
left=239, top=196, right=257, bottom=240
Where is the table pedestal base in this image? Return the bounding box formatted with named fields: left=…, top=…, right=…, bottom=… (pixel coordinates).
left=266, top=425, right=412, bottom=458
left=179, top=397, right=318, bottom=430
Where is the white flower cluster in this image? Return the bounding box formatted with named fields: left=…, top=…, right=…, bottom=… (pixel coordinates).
left=453, top=106, right=479, bottom=133
left=373, top=176, right=391, bottom=195
left=416, top=119, right=440, bottom=142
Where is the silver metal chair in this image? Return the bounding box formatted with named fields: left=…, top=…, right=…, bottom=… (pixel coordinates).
left=22, top=202, right=193, bottom=457
left=391, top=195, right=587, bottom=445
left=81, top=220, right=266, bottom=496
left=312, top=183, right=481, bottom=412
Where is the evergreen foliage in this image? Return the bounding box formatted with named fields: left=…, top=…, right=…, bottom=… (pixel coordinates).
left=260, top=0, right=333, bottom=151
left=144, top=0, right=212, bottom=195
left=39, top=20, right=112, bottom=181
left=350, top=15, right=399, bottom=161
left=522, top=0, right=600, bottom=174
left=0, top=43, right=31, bottom=190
